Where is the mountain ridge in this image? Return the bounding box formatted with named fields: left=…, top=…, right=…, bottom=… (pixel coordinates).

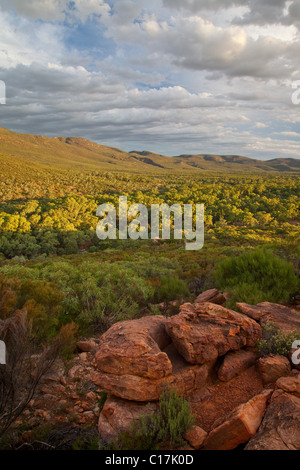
left=0, top=127, right=299, bottom=173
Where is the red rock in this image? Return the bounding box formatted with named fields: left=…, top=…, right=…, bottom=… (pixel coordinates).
left=165, top=302, right=262, bottom=365
left=184, top=426, right=207, bottom=449
left=237, top=302, right=300, bottom=333
left=92, top=354, right=209, bottom=402
left=276, top=374, right=300, bottom=398
left=257, top=355, right=291, bottom=385
left=245, top=390, right=300, bottom=450
left=98, top=395, right=157, bottom=444
left=94, top=316, right=172, bottom=380
left=195, top=289, right=226, bottom=305
left=203, top=389, right=272, bottom=450
left=218, top=350, right=258, bottom=382
left=77, top=340, right=98, bottom=352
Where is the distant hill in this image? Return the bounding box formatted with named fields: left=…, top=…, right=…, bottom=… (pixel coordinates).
left=0, top=127, right=299, bottom=173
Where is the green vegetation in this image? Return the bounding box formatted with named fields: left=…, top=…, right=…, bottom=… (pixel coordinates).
left=215, top=247, right=299, bottom=306
left=0, top=127, right=300, bottom=448
left=256, top=322, right=300, bottom=357
left=104, top=386, right=195, bottom=450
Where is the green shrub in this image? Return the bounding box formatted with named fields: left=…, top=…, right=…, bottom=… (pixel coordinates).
left=105, top=386, right=195, bottom=450
left=256, top=322, right=299, bottom=357
left=156, top=276, right=189, bottom=304
left=214, top=247, right=299, bottom=306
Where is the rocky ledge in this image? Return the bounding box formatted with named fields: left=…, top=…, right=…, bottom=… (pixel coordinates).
left=91, top=295, right=300, bottom=450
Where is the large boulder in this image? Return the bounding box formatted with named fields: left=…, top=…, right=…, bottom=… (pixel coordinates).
left=237, top=302, right=300, bottom=333
left=257, top=355, right=291, bottom=386
left=98, top=395, right=157, bottom=444
left=218, top=349, right=258, bottom=382
left=165, top=302, right=262, bottom=365
left=94, top=315, right=172, bottom=380
left=203, top=389, right=273, bottom=450
left=245, top=389, right=300, bottom=450
left=93, top=317, right=210, bottom=402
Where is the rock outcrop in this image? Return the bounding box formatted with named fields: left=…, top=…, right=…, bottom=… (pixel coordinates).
left=93, top=316, right=210, bottom=402
left=257, top=355, right=291, bottom=386
left=218, top=349, right=258, bottom=382
left=195, top=289, right=226, bottom=306
left=165, top=302, right=262, bottom=364
left=245, top=389, right=300, bottom=450
left=92, top=293, right=300, bottom=449
left=237, top=302, right=300, bottom=333
left=203, top=389, right=273, bottom=450
left=98, top=395, right=157, bottom=444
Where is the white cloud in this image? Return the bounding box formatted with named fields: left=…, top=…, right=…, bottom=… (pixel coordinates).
left=0, top=0, right=299, bottom=159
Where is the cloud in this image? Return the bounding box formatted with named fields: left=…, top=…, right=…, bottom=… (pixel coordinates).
left=0, top=0, right=111, bottom=23
left=233, top=0, right=300, bottom=28
left=0, top=0, right=299, bottom=159
left=254, top=122, right=269, bottom=128
left=124, top=15, right=299, bottom=79
left=162, top=0, right=248, bottom=13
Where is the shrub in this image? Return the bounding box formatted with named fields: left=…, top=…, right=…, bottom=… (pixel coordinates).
left=105, top=386, right=195, bottom=450
left=214, top=247, right=299, bottom=306
left=256, top=322, right=299, bottom=357
left=156, top=276, right=189, bottom=305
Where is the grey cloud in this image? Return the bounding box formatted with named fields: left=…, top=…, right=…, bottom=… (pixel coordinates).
left=0, top=62, right=298, bottom=159
left=162, top=0, right=248, bottom=12
left=0, top=0, right=111, bottom=22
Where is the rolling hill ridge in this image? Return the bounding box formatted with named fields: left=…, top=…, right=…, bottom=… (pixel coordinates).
left=0, top=127, right=299, bottom=173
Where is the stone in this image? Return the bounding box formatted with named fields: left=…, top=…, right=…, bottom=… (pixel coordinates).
left=165, top=302, right=262, bottom=365
left=98, top=395, right=157, bottom=444
left=93, top=316, right=211, bottom=402
left=94, top=315, right=172, bottom=380
left=257, top=355, right=291, bottom=385
left=203, top=389, right=273, bottom=450
left=276, top=374, right=300, bottom=398
left=77, top=339, right=98, bottom=352
left=195, top=289, right=226, bottom=306
left=92, top=345, right=210, bottom=402
left=184, top=426, right=207, bottom=449
left=237, top=302, right=300, bottom=333
left=218, top=349, right=258, bottom=382
left=245, top=390, right=300, bottom=450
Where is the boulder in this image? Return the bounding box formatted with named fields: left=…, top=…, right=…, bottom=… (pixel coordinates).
left=184, top=426, right=207, bottom=449
left=276, top=373, right=300, bottom=398
left=245, top=390, right=300, bottom=450
left=92, top=343, right=210, bottom=402
left=218, top=349, right=258, bottom=382
left=94, top=315, right=172, bottom=380
left=77, top=340, right=98, bottom=353
left=237, top=302, right=300, bottom=333
left=98, top=395, right=157, bottom=444
left=165, top=302, right=262, bottom=365
left=195, top=289, right=226, bottom=306
left=257, top=355, right=291, bottom=386
left=203, top=389, right=273, bottom=450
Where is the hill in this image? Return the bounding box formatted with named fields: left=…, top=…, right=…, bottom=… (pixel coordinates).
left=0, top=127, right=299, bottom=173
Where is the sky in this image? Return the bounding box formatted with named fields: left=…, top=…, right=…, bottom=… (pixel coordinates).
left=0, top=0, right=299, bottom=160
